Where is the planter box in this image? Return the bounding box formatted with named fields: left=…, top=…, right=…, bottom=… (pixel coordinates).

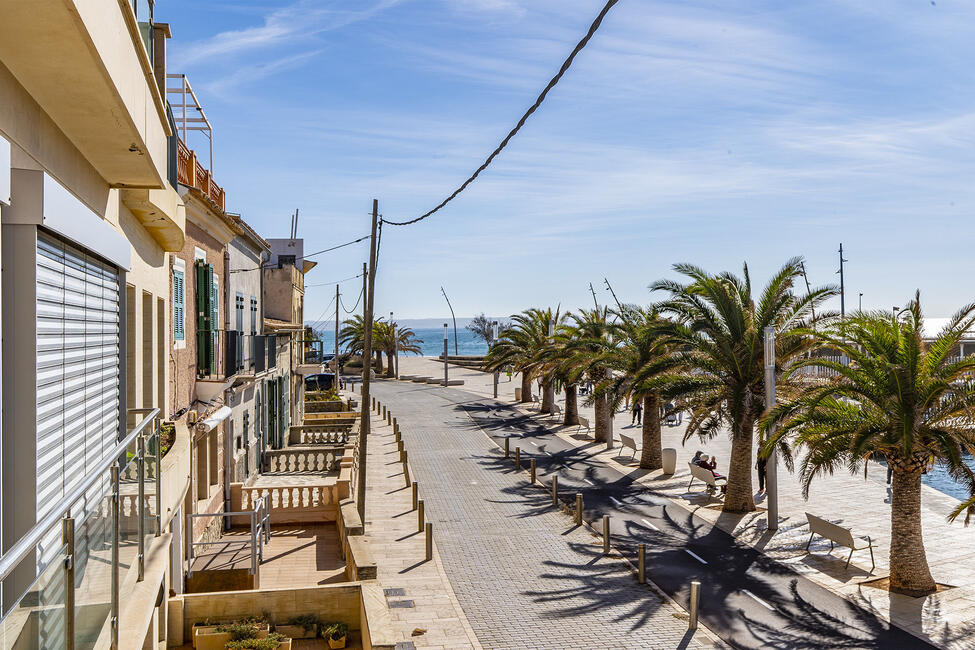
left=327, top=636, right=347, bottom=649
left=275, top=624, right=317, bottom=639
left=193, top=624, right=270, bottom=650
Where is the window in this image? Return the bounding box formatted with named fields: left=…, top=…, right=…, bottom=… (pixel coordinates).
left=235, top=292, right=244, bottom=332
left=173, top=267, right=185, bottom=342
left=250, top=296, right=257, bottom=335
left=195, top=260, right=216, bottom=377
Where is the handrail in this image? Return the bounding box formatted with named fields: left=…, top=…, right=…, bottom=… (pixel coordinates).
left=0, top=408, right=160, bottom=583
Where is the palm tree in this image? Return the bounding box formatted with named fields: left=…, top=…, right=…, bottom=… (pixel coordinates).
left=653, top=258, right=835, bottom=513
left=603, top=305, right=674, bottom=470
left=381, top=322, right=424, bottom=377
left=339, top=315, right=388, bottom=372
left=763, top=296, right=975, bottom=596
left=535, top=315, right=581, bottom=426
left=563, top=308, right=615, bottom=444
left=484, top=308, right=553, bottom=404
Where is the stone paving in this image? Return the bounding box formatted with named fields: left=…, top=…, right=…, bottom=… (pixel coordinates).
left=367, top=377, right=722, bottom=650
left=394, top=357, right=975, bottom=649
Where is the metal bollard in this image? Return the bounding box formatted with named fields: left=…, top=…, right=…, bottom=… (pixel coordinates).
left=417, top=499, right=425, bottom=532
left=552, top=475, right=558, bottom=507
left=530, top=458, right=536, bottom=483
left=515, top=447, right=520, bottom=470
left=638, top=543, right=646, bottom=584
left=425, top=523, right=433, bottom=561
left=504, top=437, right=510, bottom=458
left=412, top=482, right=419, bottom=510
left=603, top=515, right=611, bottom=555
left=575, top=493, right=583, bottom=525
left=689, top=580, right=700, bottom=630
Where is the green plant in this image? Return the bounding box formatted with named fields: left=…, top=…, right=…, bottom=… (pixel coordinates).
left=287, top=613, right=320, bottom=632
left=226, top=633, right=285, bottom=650
left=322, top=622, right=349, bottom=640
left=215, top=621, right=260, bottom=641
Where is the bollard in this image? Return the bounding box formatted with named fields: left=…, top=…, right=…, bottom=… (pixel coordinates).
left=515, top=447, right=521, bottom=470
left=552, top=475, right=558, bottom=507
left=397, top=439, right=403, bottom=453
left=393, top=417, right=398, bottom=432
left=575, top=493, right=583, bottom=526
left=530, top=458, right=536, bottom=484
left=403, top=459, right=411, bottom=487
left=425, top=523, right=433, bottom=561
left=412, top=482, right=419, bottom=510
left=382, top=405, right=387, bottom=419
left=638, top=543, right=646, bottom=584
left=504, top=437, right=510, bottom=458
left=417, top=499, right=425, bottom=532
left=603, top=515, right=611, bottom=555
left=371, top=396, right=375, bottom=410
left=401, top=449, right=408, bottom=465
left=387, top=411, right=391, bottom=425
left=689, top=580, right=700, bottom=631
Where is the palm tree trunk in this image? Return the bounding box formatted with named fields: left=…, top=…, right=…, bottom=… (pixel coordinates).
left=520, top=372, right=532, bottom=403
left=374, top=350, right=384, bottom=374
left=889, top=466, right=937, bottom=596
left=541, top=378, right=554, bottom=413
left=639, top=393, right=662, bottom=470
left=594, top=392, right=609, bottom=443
left=723, top=411, right=756, bottom=513
left=563, top=384, right=579, bottom=426
left=384, top=347, right=395, bottom=377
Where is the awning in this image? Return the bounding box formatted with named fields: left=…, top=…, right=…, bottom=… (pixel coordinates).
left=199, top=406, right=232, bottom=432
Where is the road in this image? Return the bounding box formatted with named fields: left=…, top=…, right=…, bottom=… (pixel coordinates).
left=370, top=380, right=935, bottom=649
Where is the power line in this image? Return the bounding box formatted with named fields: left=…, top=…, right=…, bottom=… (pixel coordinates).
left=306, top=293, right=338, bottom=333
left=229, top=234, right=368, bottom=273
left=306, top=272, right=364, bottom=288
left=341, top=286, right=364, bottom=314
left=382, top=0, right=620, bottom=227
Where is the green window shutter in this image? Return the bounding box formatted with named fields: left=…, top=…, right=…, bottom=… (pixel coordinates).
left=173, top=269, right=185, bottom=341
left=195, top=261, right=216, bottom=376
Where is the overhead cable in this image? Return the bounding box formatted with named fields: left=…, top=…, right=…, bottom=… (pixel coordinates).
left=382, top=0, right=620, bottom=227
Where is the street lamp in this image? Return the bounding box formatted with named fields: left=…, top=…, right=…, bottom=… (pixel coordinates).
left=763, top=326, right=779, bottom=531
left=858, top=293, right=863, bottom=311
left=492, top=320, right=499, bottom=399
left=443, top=323, right=449, bottom=386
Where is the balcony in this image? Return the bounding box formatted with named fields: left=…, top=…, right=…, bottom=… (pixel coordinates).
left=176, top=138, right=225, bottom=212
left=196, top=331, right=275, bottom=401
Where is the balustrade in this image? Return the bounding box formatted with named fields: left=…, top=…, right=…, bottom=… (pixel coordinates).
left=265, top=447, right=341, bottom=473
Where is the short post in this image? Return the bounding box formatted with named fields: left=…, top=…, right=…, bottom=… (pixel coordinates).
left=575, top=493, right=583, bottom=526
left=603, top=515, right=610, bottom=555
left=403, top=458, right=411, bottom=487
left=425, top=522, right=433, bottom=561
left=689, top=580, right=701, bottom=631
left=401, top=449, right=408, bottom=465
left=515, top=446, right=521, bottom=470
left=638, top=543, right=646, bottom=583
left=371, top=396, right=375, bottom=411
left=382, top=405, right=387, bottom=419
left=552, top=475, right=558, bottom=507
left=504, top=437, right=510, bottom=458
left=417, top=499, right=425, bottom=532
left=412, top=482, right=419, bottom=510
left=393, top=417, right=398, bottom=431
left=397, top=439, right=403, bottom=453
left=529, top=458, right=536, bottom=484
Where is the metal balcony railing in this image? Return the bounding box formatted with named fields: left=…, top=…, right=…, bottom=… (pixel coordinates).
left=0, top=408, right=161, bottom=650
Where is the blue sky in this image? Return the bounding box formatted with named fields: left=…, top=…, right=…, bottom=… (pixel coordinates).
left=162, top=0, right=975, bottom=322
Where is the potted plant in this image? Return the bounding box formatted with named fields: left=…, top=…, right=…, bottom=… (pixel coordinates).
left=275, top=614, right=319, bottom=640
left=225, top=633, right=292, bottom=650
left=322, top=622, right=349, bottom=649
left=193, top=618, right=270, bottom=650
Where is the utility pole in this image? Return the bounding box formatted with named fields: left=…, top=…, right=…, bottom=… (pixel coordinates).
left=604, top=277, right=622, bottom=311
left=492, top=321, right=499, bottom=399
left=358, top=200, right=379, bottom=524
left=763, top=326, right=779, bottom=531
left=837, top=243, right=847, bottom=321
left=799, top=261, right=816, bottom=327
left=333, top=284, right=340, bottom=380
left=589, top=282, right=599, bottom=310
left=441, top=286, right=459, bottom=356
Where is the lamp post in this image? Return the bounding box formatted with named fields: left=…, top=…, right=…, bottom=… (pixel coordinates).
left=763, top=326, right=779, bottom=531
left=544, top=317, right=555, bottom=412
left=858, top=293, right=863, bottom=311
left=443, top=323, right=449, bottom=386
left=492, top=321, right=499, bottom=399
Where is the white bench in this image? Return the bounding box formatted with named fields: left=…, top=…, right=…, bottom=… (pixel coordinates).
left=551, top=403, right=562, bottom=420
left=531, top=394, right=540, bottom=409
left=805, top=512, right=875, bottom=571
left=618, top=433, right=638, bottom=459
left=687, top=462, right=727, bottom=498
left=577, top=415, right=591, bottom=436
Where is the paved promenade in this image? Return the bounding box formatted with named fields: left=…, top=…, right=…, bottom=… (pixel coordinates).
left=392, top=357, right=975, bottom=649
left=366, top=379, right=721, bottom=649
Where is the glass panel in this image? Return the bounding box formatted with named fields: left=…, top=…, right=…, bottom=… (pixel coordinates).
left=0, top=544, right=68, bottom=650
left=72, top=477, right=114, bottom=649
left=143, top=431, right=160, bottom=538
left=117, top=452, right=141, bottom=574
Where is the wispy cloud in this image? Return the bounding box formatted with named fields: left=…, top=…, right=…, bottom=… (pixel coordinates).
left=171, top=0, right=405, bottom=68
left=202, top=50, right=323, bottom=99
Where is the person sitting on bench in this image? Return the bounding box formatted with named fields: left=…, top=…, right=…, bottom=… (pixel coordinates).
left=695, top=454, right=726, bottom=493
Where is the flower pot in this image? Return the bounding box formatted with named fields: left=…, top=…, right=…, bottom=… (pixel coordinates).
left=275, top=624, right=317, bottom=640
left=327, top=635, right=347, bottom=649
left=193, top=630, right=230, bottom=650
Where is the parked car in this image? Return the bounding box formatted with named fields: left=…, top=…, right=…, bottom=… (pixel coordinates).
left=305, top=373, right=335, bottom=392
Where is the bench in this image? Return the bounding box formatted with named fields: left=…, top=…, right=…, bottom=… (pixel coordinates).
left=687, top=462, right=727, bottom=499
left=531, top=394, right=540, bottom=409
left=805, top=512, right=875, bottom=571
left=577, top=415, right=591, bottom=436
left=618, top=433, right=638, bottom=459
left=551, top=403, right=562, bottom=421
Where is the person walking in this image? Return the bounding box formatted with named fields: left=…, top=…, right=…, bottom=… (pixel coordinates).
left=756, top=455, right=768, bottom=495
left=631, top=400, right=642, bottom=425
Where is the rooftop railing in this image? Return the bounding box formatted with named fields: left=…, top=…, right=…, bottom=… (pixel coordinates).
left=0, top=408, right=161, bottom=650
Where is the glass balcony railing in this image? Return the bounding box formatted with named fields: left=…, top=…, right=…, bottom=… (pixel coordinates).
left=0, top=408, right=161, bottom=650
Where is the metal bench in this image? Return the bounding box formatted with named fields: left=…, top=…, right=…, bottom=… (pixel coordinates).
left=531, top=394, right=540, bottom=409
left=551, top=403, right=562, bottom=421
left=687, top=462, right=727, bottom=499
left=805, top=512, right=875, bottom=571
left=577, top=415, right=591, bottom=436
left=618, top=433, right=638, bottom=459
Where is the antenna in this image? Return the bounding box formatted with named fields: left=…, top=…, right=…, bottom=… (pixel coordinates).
left=293, top=208, right=300, bottom=238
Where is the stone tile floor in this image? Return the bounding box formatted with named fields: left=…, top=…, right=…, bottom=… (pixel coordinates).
left=392, top=356, right=975, bottom=649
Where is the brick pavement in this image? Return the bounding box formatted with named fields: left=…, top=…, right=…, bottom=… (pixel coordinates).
left=369, top=379, right=721, bottom=650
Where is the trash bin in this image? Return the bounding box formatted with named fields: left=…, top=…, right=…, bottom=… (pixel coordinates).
left=661, top=447, right=677, bottom=475
left=514, top=387, right=522, bottom=401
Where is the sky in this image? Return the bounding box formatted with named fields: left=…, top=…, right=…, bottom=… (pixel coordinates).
left=161, top=0, right=975, bottom=322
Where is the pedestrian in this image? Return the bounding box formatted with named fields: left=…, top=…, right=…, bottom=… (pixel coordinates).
left=756, top=455, right=767, bottom=494
left=632, top=400, right=642, bottom=425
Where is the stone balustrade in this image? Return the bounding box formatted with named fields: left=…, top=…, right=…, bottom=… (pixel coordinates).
left=265, top=447, right=342, bottom=473
left=240, top=482, right=342, bottom=524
